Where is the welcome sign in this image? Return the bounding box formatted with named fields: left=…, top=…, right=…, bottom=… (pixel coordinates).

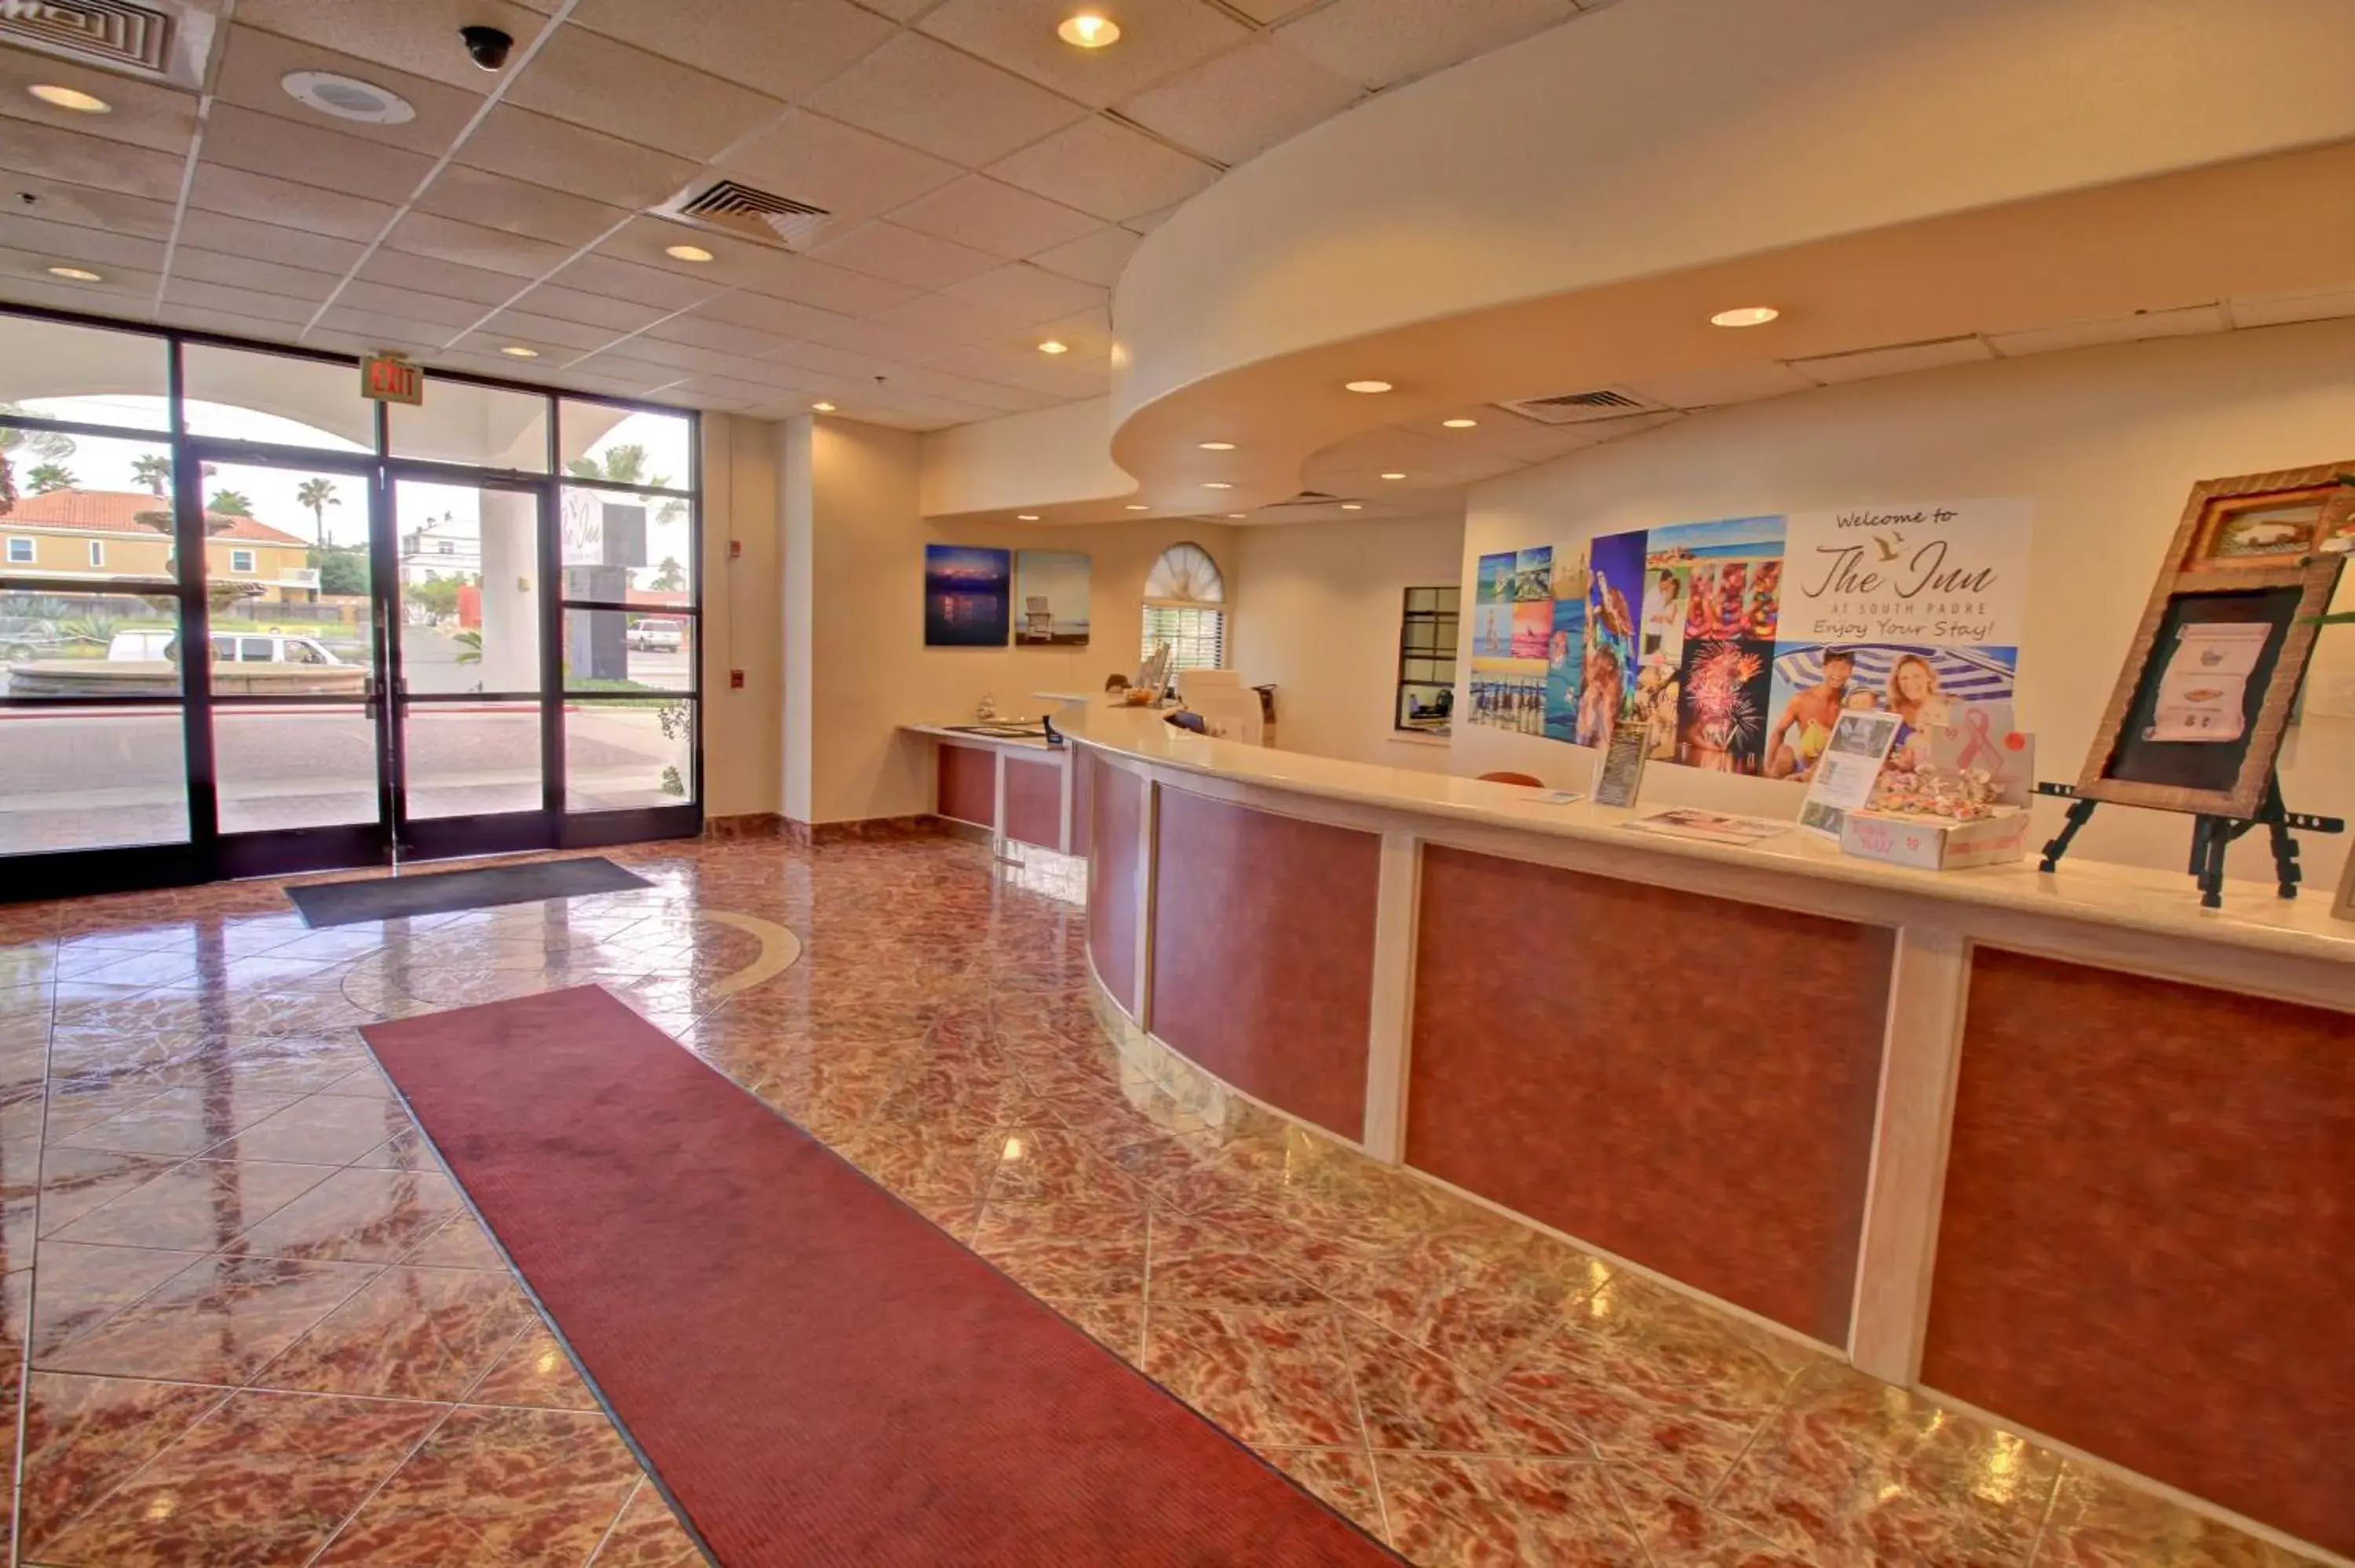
left=1780, top=498, right=2032, bottom=647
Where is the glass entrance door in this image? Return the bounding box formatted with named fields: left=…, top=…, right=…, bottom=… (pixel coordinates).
left=387, top=476, right=559, bottom=862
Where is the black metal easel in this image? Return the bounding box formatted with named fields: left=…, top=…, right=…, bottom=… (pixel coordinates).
left=2036, top=778, right=2344, bottom=910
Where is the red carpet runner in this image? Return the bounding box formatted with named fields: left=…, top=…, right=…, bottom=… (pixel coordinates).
left=363, top=986, right=1398, bottom=1566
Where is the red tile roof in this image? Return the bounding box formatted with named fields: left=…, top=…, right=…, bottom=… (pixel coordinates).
left=2, top=489, right=307, bottom=546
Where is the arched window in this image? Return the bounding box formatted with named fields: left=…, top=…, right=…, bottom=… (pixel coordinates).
left=1141, top=542, right=1226, bottom=674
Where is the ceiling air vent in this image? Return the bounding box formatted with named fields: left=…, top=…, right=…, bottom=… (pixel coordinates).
left=674, top=180, right=834, bottom=250
left=1, top=0, right=170, bottom=72
left=1265, top=490, right=1341, bottom=508
left=1495, top=386, right=1669, bottom=425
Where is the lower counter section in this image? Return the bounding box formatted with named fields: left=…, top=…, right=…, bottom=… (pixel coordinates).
left=1151, top=787, right=1380, bottom=1140
left=1925, top=948, right=2355, bottom=1559
left=1072, top=729, right=2355, bottom=1561
left=1408, top=846, right=1892, bottom=1346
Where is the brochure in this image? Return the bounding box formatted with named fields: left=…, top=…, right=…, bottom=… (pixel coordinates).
left=1623, top=808, right=1790, bottom=846
left=1592, top=722, right=1649, bottom=808
left=1798, top=709, right=1901, bottom=838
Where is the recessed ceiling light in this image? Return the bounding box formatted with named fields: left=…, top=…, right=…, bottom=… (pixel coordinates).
left=1341, top=502, right=1364, bottom=510
left=282, top=71, right=415, bottom=125
left=1017, top=513, right=1040, bottom=521
left=1344, top=379, right=1393, bottom=394
left=1057, top=13, right=1120, bottom=48
left=1380, top=472, right=1406, bottom=480
left=1711, top=305, right=1780, bottom=327
left=1038, top=340, right=1070, bottom=355
left=1226, top=512, right=1245, bottom=519
left=812, top=401, right=836, bottom=412
left=666, top=243, right=715, bottom=263
left=498, top=345, right=539, bottom=359
left=1442, top=418, right=1477, bottom=428
left=46, top=265, right=102, bottom=283
left=1198, top=441, right=1235, bottom=450
left=1125, top=504, right=1149, bottom=511
left=1203, top=481, right=1232, bottom=490
left=30, top=84, right=110, bottom=114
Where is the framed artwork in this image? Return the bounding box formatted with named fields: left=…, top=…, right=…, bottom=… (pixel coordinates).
left=2074, top=464, right=2354, bottom=819
left=1014, top=550, right=1090, bottom=647
left=924, top=545, right=1011, bottom=647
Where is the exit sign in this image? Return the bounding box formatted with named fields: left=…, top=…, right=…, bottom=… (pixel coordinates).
left=360, top=352, right=423, bottom=405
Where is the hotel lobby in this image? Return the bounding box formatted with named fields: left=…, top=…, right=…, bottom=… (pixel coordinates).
left=2, top=0, right=2353, bottom=1563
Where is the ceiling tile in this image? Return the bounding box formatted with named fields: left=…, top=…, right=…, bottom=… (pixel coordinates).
left=591, top=337, right=746, bottom=377
left=1223, top=0, right=1320, bottom=19
left=1276, top=0, right=1578, bottom=92
left=1116, top=38, right=1363, bottom=166
left=637, top=311, right=797, bottom=361
left=504, top=26, right=788, bottom=162
left=1123, top=201, right=1185, bottom=234
left=0, top=49, right=197, bottom=154
left=1987, top=305, right=2226, bottom=358
left=0, top=213, right=168, bottom=275
left=470, top=308, right=628, bottom=352
left=312, top=305, right=451, bottom=353
left=2230, top=286, right=2355, bottom=328
left=162, top=277, right=333, bottom=326
left=552, top=359, right=683, bottom=396
left=1616, top=360, right=1820, bottom=410
left=735, top=254, right=922, bottom=318
left=887, top=173, right=1101, bottom=260
left=687, top=288, right=853, bottom=341
left=0, top=119, right=188, bottom=203
left=767, top=339, right=908, bottom=380
left=546, top=252, right=725, bottom=312
left=0, top=247, right=159, bottom=304
left=593, top=216, right=811, bottom=294
left=652, top=374, right=781, bottom=408
left=812, top=221, right=1004, bottom=290
left=1419, top=409, right=1607, bottom=464
left=414, top=165, right=632, bottom=249
left=502, top=283, right=674, bottom=334
left=1582, top=409, right=1685, bottom=445
left=918, top=0, right=1251, bottom=111
left=213, top=20, right=485, bottom=156
left=188, top=164, right=400, bottom=242
left=1027, top=224, right=1141, bottom=286
left=1788, top=336, right=1995, bottom=384
left=872, top=292, right=1035, bottom=345
left=385, top=211, right=576, bottom=278
left=814, top=317, right=968, bottom=363
left=807, top=32, right=1086, bottom=167
left=332, top=279, right=489, bottom=329
left=571, top=0, right=896, bottom=101
left=2, top=173, right=181, bottom=242
left=847, top=0, right=935, bottom=19
left=357, top=250, right=532, bottom=308
left=232, top=0, right=554, bottom=92
left=198, top=104, right=436, bottom=205
left=170, top=246, right=346, bottom=301
left=158, top=303, right=313, bottom=344
left=990, top=119, right=1217, bottom=223
left=455, top=104, right=699, bottom=210
left=941, top=262, right=1107, bottom=322
left=717, top=111, right=962, bottom=229
left=177, top=211, right=367, bottom=275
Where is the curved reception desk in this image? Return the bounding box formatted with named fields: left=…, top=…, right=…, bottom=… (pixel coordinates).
left=1064, top=705, right=2355, bottom=1559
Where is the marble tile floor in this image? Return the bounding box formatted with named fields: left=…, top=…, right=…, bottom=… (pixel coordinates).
left=0, top=836, right=2326, bottom=1566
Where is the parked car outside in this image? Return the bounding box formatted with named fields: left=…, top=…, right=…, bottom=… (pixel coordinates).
left=627, top=617, right=685, bottom=653
left=106, top=631, right=345, bottom=665
left=0, top=618, right=68, bottom=663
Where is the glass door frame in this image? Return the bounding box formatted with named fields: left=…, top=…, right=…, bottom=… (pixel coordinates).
left=0, top=303, right=705, bottom=904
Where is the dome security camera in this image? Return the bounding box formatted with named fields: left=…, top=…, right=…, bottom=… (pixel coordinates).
left=461, top=25, right=513, bottom=71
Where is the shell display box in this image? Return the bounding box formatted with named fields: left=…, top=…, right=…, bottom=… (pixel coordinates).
left=1840, top=804, right=2031, bottom=870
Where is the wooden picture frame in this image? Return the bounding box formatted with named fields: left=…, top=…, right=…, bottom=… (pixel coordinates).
left=2336, top=846, right=2355, bottom=924
left=2074, top=463, right=2354, bottom=820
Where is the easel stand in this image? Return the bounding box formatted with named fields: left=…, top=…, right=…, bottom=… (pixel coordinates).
left=2037, top=778, right=2345, bottom=910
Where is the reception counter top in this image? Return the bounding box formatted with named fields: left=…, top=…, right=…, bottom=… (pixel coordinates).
left=1059, top=700, right=2355, bottom=1562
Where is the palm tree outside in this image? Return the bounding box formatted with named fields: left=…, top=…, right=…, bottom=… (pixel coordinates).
left=568, top=443, right=685, bottom=524
left=25, top=464, right=76, bottom=494
left=130, top=454, right=172, bottom=497
left=208, top=490, right=255, bottom=518
left=0, top=403, right=77, bottom=516
left=296, top=477, right=341, bottom=546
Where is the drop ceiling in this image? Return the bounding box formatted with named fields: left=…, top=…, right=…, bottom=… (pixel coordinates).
left=0, top=0, right=1615, bottom=431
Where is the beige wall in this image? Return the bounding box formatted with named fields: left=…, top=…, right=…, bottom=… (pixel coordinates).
left=1455, top=317, right=2355, bottom=889
left=1229, top=516, right=1464, bottom=774
left=787, top=414, right=1238, bottom=825
left=696, top=414, right=784, bottom=821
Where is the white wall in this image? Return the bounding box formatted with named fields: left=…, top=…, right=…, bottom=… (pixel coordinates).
left=1230, top=516, right=1464, bottom=774
left=785, top=416, right=1237, bottom=823
left=696, top=413, right=783, bottom=821
left=1455, top=318, right=2355, bottom=890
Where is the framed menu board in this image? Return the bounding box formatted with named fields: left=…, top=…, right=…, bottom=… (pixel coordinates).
left=2074, top=463, right=2354, bottom=819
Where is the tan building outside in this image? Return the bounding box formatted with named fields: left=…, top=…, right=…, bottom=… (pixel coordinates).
left=0, top=490, right=318, bottom=600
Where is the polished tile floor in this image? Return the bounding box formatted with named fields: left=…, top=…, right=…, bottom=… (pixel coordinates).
left=0, top=836, right=2323, bottom=1566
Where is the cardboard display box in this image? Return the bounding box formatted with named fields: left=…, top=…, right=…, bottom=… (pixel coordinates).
left=1840, top=805, right=2030, bottom=870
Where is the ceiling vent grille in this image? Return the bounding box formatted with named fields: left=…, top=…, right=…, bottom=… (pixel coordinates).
left=1265, top=490, right=1342, bottom=509
left=674, top=180, right=834, bottom=250
left=0, top=0, right=173, bottom=74
left=1495, top=386, right=1669, bottom=425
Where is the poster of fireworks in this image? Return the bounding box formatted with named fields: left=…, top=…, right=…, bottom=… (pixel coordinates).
left=1467, top=499, right=2028, bottom=778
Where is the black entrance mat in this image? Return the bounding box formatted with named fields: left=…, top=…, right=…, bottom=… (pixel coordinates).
left=285, top=857, right=652, bottom=928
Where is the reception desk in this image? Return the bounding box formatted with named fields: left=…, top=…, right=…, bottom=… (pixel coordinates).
left=904, top=723, right=1075, bottom=854
left=1061, top=703, right=2355, bottom=1559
